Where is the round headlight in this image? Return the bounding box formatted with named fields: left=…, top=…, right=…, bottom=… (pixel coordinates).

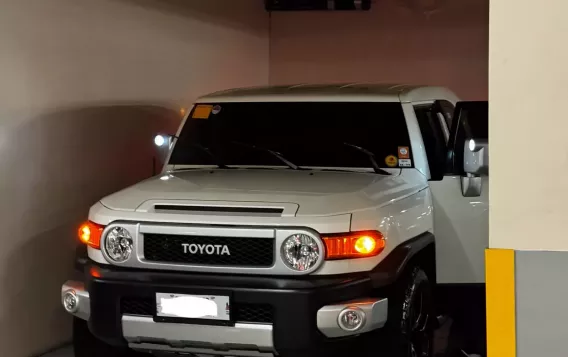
left=281, top=234, right=320, bottom=271
left=104, top=226, right=133, bottom=262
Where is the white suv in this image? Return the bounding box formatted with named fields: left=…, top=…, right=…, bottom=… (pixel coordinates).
left=62, top=84, right=488, bottom=357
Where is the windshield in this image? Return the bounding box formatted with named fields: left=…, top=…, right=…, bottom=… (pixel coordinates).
left=169, top=102, right=414, bottom=170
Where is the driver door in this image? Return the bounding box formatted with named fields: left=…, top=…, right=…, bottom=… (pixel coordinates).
left=424, top=102, right=489, bottom=284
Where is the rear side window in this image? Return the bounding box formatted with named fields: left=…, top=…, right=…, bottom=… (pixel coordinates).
left=438, top=100, right=455, bottom=130
left=414, top=104, right=448, bottom=180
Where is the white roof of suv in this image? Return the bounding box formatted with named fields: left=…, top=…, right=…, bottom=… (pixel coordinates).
left=197, top=83, right=459, bottom=104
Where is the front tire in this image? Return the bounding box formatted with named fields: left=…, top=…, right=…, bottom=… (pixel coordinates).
left=383, top=266, right=435, bottom=357
left=73, top=318, right=146, bottom=357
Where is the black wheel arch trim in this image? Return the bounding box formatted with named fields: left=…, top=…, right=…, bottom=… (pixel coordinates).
left=369, top=231, right=435, bottom=288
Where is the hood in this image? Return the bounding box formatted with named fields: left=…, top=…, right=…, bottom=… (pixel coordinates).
left=100, top=169, right=426, bottom=216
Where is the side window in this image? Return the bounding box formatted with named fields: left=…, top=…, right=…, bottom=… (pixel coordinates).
left=438, top=100, right=455, bottom=129
left=414, top=104, right=448, bottom=180
left=447, top=101, right=488, bottom=174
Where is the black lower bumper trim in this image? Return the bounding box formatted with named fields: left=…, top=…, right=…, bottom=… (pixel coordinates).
left=81, top=232, right=434, bottom=356
left=86, top=264, right=373, bottom=356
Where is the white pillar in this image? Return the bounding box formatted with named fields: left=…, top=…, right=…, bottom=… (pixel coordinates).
left=489, top=2, right=568, bottom=356
left=490, top=0, right=568, bottom=251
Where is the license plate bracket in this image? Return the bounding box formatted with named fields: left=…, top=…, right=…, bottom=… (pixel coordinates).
left=154, top=292, right=232, bottom=326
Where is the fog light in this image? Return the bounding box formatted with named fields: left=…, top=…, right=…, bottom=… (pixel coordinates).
left=338, top=307, right=366, bottom=332
left=63, top=290, right=79, bottom=313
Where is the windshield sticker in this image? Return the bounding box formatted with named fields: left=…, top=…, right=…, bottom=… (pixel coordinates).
left=385, top=155, right=398, bottom=167
left=398, top=146, right=410, bottom=159
left=212, top=105, right=222, bottom=115
left=399, top=159, right=412, bottom=167
left=192, top=105, right=213, bottom=119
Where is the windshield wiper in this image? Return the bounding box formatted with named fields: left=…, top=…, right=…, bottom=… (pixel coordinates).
left=343, top=142, right=391, bottom=175
left=184, top=143, right=229, bottom=169
left=231, top=141, right=301, bottom=170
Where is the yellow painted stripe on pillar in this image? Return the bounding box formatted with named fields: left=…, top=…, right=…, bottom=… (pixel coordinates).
left=486, top=249, right=516, bottom=357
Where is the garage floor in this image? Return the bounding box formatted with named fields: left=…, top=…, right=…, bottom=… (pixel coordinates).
left=42, top=345, right=72, bottom=357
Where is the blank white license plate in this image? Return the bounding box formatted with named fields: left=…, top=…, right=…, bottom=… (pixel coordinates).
left=156, top=293, right=231, bottom=321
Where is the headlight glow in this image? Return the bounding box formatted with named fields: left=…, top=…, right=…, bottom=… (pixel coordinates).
left=323, top=231, right=385, bottom=260
left=78, top=221, right=104, bottom=249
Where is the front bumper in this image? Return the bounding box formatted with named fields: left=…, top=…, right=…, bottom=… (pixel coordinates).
left=62, top=263, right=388, bottom=356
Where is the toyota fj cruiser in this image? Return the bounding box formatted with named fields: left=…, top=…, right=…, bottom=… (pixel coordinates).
left=62, top=84, right=489, bottom=357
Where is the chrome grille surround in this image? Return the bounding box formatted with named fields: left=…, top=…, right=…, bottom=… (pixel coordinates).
left=99, top=222, right=325, bottom=275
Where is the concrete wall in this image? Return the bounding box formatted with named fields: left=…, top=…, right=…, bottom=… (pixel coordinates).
left=269, top=0, right=488, bottom=100
left=0, top=0, right=268, bottom=355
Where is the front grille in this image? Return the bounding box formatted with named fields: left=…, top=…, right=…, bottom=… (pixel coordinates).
left=143, top=234, right=274, bottom=267
left=233, top=304, right=274, bottom=324
left=122, top=297, right=154, bottom=316
left=121, top=297, right=274, bottom=323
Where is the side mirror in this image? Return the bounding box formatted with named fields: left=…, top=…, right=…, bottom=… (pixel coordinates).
left=461, top=139, right=488, bottom=197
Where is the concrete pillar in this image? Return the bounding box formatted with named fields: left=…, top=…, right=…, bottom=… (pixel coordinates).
left=488, top=0, right=568, bottom=356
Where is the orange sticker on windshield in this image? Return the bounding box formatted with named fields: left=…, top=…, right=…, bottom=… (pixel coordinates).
left=192, top=105, right=213, bottom=119
left=398, top=146, right=410, bottom=159
left=385, top=155, right=398, bottom=168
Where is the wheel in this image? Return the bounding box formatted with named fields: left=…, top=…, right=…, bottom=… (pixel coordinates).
left=379, top=266, right=435, bottom=357
left=73, top=317, right=148, bottom=357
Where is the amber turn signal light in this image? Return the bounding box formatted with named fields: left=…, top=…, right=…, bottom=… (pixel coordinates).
left=78, top=221, right=105, bottom=250
left=322, top=231, right=385, bottom=260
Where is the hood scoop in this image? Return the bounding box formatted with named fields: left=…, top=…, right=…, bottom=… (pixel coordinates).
left=153, top=205, right=285, bottom=217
